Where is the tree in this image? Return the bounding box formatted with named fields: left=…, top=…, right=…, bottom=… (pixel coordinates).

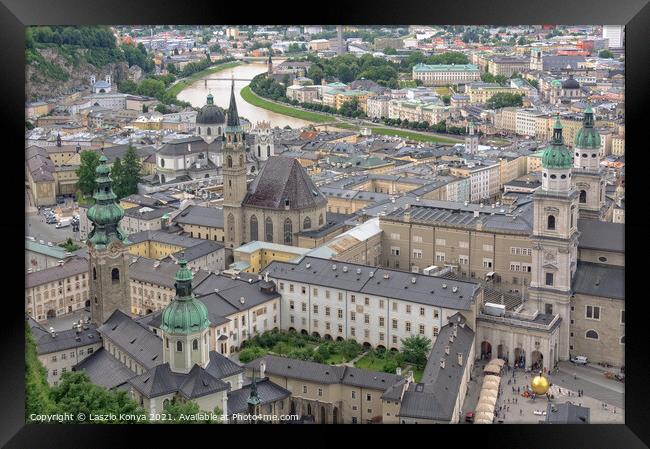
left=238, top=346, right=267, bottom=363
left=76, top=150, right=101, bottom=196
left=110, top=157, right=126, bottom=199
left=400, top=335, right=432, bottom=370
left=481, top=72, right=496, bottom=83
left=486, top=92, right=524, bottom=109
left=307, top=64, right=324, bottom=85
left=120, top=146, right=142, bottom=198
left=118, top=80, right=138, bottom=94
left=167, top=63, right=178, bottom=75
left=136, top=78, right=166, bottom=100
left=162, top=398, right=222, bottom=424
left=599, top=49, right=614, bottom=59
left=50, top=371, right=145, bottom=423
left=494, top=75, right=508, bottom=86
left=25, top=324, right=56, bottom=421
left=441, top=95, right=451, bottom=106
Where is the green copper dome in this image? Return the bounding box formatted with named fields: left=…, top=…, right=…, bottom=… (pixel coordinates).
left=575, top=105, right=601, bottom=149
left=551, top=79, right=562, bottom=88
left=87, top=155, right=129, bottom=248
left=542, top=116, right=573, bottom=169
left=160, top=260, right=210, bottom=335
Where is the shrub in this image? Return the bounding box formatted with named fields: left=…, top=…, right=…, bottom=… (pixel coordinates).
left=238, top=346, right=267, bottom=363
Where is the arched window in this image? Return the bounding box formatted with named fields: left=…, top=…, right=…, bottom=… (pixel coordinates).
left=284, top=218, right=293, bottom=245
left=176, top=341, right=183, bottom=351
left=570, top=206, right=575, bottom=228
left=111, top=268, right=120, bottom=283
left=227, top=213, right=235, bottom=243
left=620, top=335, right=625, bottom=344
left=192, top=339, right=198, bottom=350
left=547, top=215, right=556, bottom=230
left=250, top=215, right=259, bottom=241
left=239, top=155, right=244, bottom=167
left=585, top=330, right=599, bottom=340
left=579, top=190, right=587, bottom=203
left=218, top=127, right=222, bottom=135
left=265, top=217, right=273, bottom=242
left=197, top=127, right=201, bottom=135
left=207, top=127, right=211, bottom=136
left=93, top=267, right=97, bottom=280
left=227, top=155, right=233, bottom=168
left=160, top=158, right=165, bottom=168
left=267, top=145, right=271, bottom=157
left=319, top=214, right=324, bottom=226
left=303, top=216, right=311, bottom=229
left=257, top=145, right=261, bottom=157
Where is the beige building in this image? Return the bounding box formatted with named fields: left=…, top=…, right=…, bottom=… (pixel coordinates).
left=488, top=57, right=529, bottom=77
left=411, top=64, right=481, bottom=86
left=465, top=83, right=526, bottom=104
left=25, top=257, right=90, bottom=323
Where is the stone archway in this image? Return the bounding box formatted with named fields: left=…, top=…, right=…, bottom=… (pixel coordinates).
left=336, top=336, right=344, bottom=342
left=514, top=348, right=526, bottom=368
left=321, top=406, right=327, bottom=424
left=324, top=334, right=332, bottom=340
left=301, top=330, right=308, bottom=336
left=362, top=342, right=372, bottom=350
left=480, top=341, right=492, bottom=360
left=46, top=309, right=56, bottom=319
left=332, top=406, right=338, bottom=424
left=312, top=332, right=320, bottom=339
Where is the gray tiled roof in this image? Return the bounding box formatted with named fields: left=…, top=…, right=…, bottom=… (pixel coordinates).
left=244, top=355, right=402, bottom=392
left=399, top=313, right=474, bottom=421
left=243, top=156, right=327, bottom=210
left=173, top=205, right=224, bottom=228
left=128, top=257, right=211, bottom=290
left=30, top=318, right=100, bottom=355
left=577, top=219, right=624, bottom=253
left=572, top=262, right=624, bottom=300
left=265, top=257, right=480, bottom=310
left=545, top=402, right=590, bottom=424
left=97, top=310, right=163, bottom=370
left=179, top=364, right=231, bottom=399
left=25, top=257, right=88, bottom=288
left=124, top=206, right=176, bottom=220
left=227, top=378, right=291, bottom=414
left=204, top=351, right=245, bottom=379
left=157, top=137, right=221, bottom=157
left=171, top=240, right=224, bottom=262
left=74, top=347, right=135, bottom=389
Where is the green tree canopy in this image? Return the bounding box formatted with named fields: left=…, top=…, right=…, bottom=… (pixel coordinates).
left=162, top=398, right=222, bottom=424
left=75, top=150, right=101, bottom=196
left=119, top=146, right=142, bottom=197
left=599, top=49, right=614, bottom=59
left=25, top=324, right=56, bottom=420
left=400, top=335, right=432, bottom=370
left=486, top=92, right=524, bottom=109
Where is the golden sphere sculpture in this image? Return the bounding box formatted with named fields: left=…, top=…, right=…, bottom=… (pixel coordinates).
left=531, top=373, right=550, bottom=395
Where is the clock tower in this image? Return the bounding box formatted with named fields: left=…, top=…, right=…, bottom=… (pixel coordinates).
left=529, top=117, right=579, bottom=362
left=87, top=155, right=131, bottom=324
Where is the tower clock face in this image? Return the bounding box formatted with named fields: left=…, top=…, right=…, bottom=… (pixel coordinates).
left=107, top=240, right=121, bottom=255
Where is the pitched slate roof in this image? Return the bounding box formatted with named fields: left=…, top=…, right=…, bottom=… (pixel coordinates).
left=157, top=137, right=221, bottom=157
left=227, top=378, right=291, bottom=414
left=173, top=205, right=224, bottom=228
left=244, top=355, right=403, bottom=392
left=29, top=316, right=100, bottom=355
left=545, top=402, right=590, bottom=424
left=25, top=257, right=88, bottom=288
left=74, top=347, right=135, bottom=389
left=577, top=219, right=624, bottom=253
left=243, top=156, right=327, bottom=210
left=572, top=262, right=624, bottom=300
left=129, top=257, right=211, bottom=290
left=179, top=364, right=231, bottom=399
left=204, top=351, right=245, bottom=379
left=399, top=313, right=474, bottom=422
left=97, top=310, right=163, bottom=370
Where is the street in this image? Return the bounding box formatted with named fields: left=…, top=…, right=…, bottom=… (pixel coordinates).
left=26, top=210, right=76, bottom=245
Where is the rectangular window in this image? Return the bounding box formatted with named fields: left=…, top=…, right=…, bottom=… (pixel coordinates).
left=302, top=303, right=307, bottom=312
left=459, top=255, right=469, bottom=265
left=390, top=233, right=401, bottom=240
left=318, top=388, right=323, bottom=397
left=436, top=252, right=445, bottom=262
left=586, top=306, right=601, bottom=320
left=313, top=288, right=318, bottom=297
left=290, top=301, right=295, bottom=310
left=351, top=391, right=356, bottom=399
left=301, top=286, right=306, bottom=295
left=313, top=320, right=318, bottom=328
left=326, top=290, right=330, bottom=299
left=351, top=327, right=356, bottom=336
left=379, top=317, right=385, bottom=327
left=364, top=314, right=369, bottom=324
left=338, top=292, right=343, bottom=301
left=406, top=305, right=411, bottom=314
left=338, top=324, right=343, bottom=333
left=392, top=335, right=398, bottom=344
left=433, top=327, right=439, bottom=336
left=364, top=297, right=370, bottom=306
left=325, top=306, right=330, bottom=316
left=350, top=311, right=356, bottom=321
left=459, top=241, right=469, bottom=249
left=420, top=307, right=425, bottom=317
left=379, top=332, right=384, bottom=341
left=483, top=258, right=493, bottom=269
left=279, top=282, right=285, bottom=291
left=364, top=329, right=369, bottom=338
left=338, top=309, right=343, bottom=319
left=483, top=244, right=493, bottom=252
left=289, top=284, right=294, bottom=293
left=405, top=322, right=411, bottom=332
left=545, top=303, right=553, bottom=315
left=545, top=272, right=554, bottom=286
left=413, top=235, right=423, bottom=243
left=621, top=310, right=625, bottom=324
left=390, top=247, right=400, bottom=256
left=325, top=322, right=331, bottom=330
left=436, top=238, right=446, bottom=246
left=303, top=385, right=307, bottom=394
left=379, top=299, right=384, bottom=309
left=419, top=324, right=425, bottom=335
left=412, top=249, right=422, bottom=259
left=290, top=315, right=295, bottom=324
left=392, top=302, right=397, bottom=311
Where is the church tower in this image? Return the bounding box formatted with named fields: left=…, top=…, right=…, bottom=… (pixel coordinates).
left=530, top=48, right=543, bottom=71
left=529, top=117, right=579, bottom=362
left=87, top=156, right=131, bottom=325
left=253, top=121, right=274, bottom=162
left=465, top=121, right=478, bottom=155
left=160, top=259, right=211, bottom=374
left=222, top=79, right=247, bottom=254
left=572, top=105, right=605, bottom=220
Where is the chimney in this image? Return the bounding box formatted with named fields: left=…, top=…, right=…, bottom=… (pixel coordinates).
left=444, top=345, right=450, bottom=355
left=403, top=211, right=411, bottom=223
left=396, top=367, right=402, bottom=376
left=449, top=334, right=455, bottom=343
left=457, top=352, right=464, bottom=366
left=440, top=358, right=446, bottom=369
left=453, top=324, right=458, bottom=337
left=49, top=327, right=56, bottom=338
left=260, top=361, right=266, bottom=378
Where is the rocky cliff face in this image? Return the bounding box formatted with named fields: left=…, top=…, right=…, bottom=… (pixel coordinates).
left=26, top=47, right=130, bottom=101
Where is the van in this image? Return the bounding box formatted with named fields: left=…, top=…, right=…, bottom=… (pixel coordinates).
left=571, top=356, right=588, bottom=365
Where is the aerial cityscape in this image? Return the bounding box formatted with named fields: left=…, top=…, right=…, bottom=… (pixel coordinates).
left=25, top=24, right=624, bottom=424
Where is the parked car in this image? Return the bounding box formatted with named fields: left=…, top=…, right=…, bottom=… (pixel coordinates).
left=465, top=411, right=474, bottom=423
left=571, top=356, right=589, bottom=365
left=46, top=217, right=58, bottom=224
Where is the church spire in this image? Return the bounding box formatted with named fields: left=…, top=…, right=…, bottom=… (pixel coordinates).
left=247, top=370, right=261, bottom=416
left=226, top=78, right=240, bottom=128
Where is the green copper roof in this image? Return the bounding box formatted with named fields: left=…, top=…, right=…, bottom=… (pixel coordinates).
left=160, top=260, right=210, bottom=335
left=551, top=79, right=562, bottom=88
left=87, top=155, right=129, bottom=249
left=575, top=104, right=601, bottom=149
left=542, top=116, right=573, bottom=169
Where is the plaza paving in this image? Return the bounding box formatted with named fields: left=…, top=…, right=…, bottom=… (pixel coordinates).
left=461, top=360, right=624, bottom=424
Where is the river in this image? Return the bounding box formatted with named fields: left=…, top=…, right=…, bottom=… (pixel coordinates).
left=176, top=61, right=313, bottom=129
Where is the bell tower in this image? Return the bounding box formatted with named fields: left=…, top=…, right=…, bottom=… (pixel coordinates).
left=87, top=156, right=131, bottom=325
left=572, top=104, right=605, bottom=220
left=529, top=117, right=579, bottom=362
left=222, top=79, right=247, bottom=255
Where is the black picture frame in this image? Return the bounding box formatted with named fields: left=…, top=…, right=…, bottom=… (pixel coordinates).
left=3, top=0, right=648, bottom=447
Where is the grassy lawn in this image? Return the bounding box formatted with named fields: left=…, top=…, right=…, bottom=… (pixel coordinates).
left=166, top=61, right=242, bottom=98
left=398, top=80, right=418, bottom=88
left=240, top=86, right=333, bottom=123
left=369, top=127, right=460, bottom=144
left=354, top=349, right=424, bottom=381
left=435, top=86, right=453, bottom=96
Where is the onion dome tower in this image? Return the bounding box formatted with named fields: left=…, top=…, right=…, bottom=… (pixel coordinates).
left=572, top=104, right=605, bottom=219
left=87, top=155, right=131, bottom=325
left=541, top=116, right=574, bottom=192
left=161, top=259, right=211, bottom=374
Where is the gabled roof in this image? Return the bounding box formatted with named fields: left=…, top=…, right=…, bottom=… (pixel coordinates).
left=74, top=347, right=135, bottom=389
left=243, top=156, right=327, bottom=210
left=227, top=378, right=291, bottom=415
left=577, top=219, right=624, bottom=253
left=572, top=262, right=624, bottom=300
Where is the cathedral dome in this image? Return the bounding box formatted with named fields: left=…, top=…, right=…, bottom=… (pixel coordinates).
left=196, top=94, right=225, bottom=125
left=542, top=117, right=573, bottom=170
left=160, top=260, right=210, bottom=335
left=561, top=75, right=580, bottom=89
